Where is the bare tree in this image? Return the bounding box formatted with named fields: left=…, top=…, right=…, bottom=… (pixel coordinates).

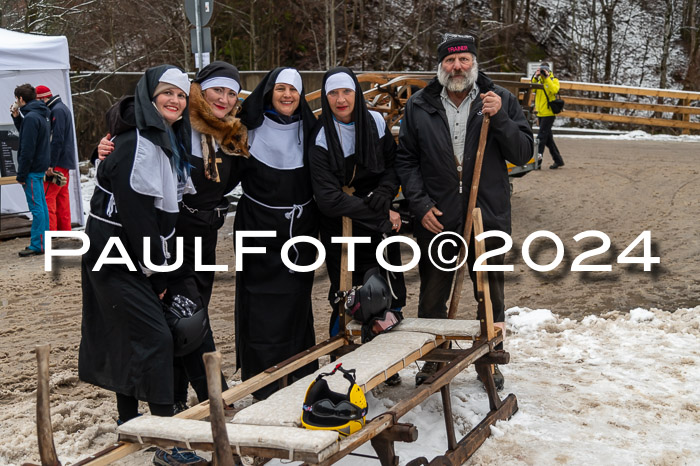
left=659, top=0, right=676, bottom=90
left=599, top=0, right=620, bottom=84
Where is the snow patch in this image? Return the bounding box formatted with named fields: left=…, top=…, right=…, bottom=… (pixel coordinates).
left=560, top=131, right=700, bottom=143
left=506, top=307, right=557, bottom=333
left=629, top=307, right=655, bottom=323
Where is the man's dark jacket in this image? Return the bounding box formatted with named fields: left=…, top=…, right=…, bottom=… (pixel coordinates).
left=396, top=72, right=533, bottom=238
left=46, top=95, right=77, bottom=170
left=13, top=99, right=51, bottom=183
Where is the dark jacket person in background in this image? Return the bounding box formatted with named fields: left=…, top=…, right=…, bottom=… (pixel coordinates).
left=395, top=33, right=533, bottom=388
left=11, top=83, right=50, bottom=257
left=36, top=85, right=77, bottom=231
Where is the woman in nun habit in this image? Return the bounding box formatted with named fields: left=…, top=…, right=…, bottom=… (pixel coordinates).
left=79, top=65, right=194, bottom=422
left=308, top=67, right=406, bottom=367
left=166, top=62, right=247, bottom=409
left=95, top=61, right=249, bottom=410
left=235, top=67, right=319, bottom=400
left=171, top=61, right=247, bottom=312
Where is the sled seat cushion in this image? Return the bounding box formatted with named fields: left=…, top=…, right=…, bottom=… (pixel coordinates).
left=232, top=330, right=438, bottom=428
left=117, top=416, right=340, bottom=462
left=346, top=317, right=482, bottom=339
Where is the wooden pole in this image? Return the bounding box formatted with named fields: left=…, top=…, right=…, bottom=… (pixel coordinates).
left=202, top=352, right=234, bottom=466
left=472, top=209, right=495, bottom=341
left=339, top=185, right=355, bottom=334
left=340, top=216, right=353, bottom=293
left=447, top=114, right=491, bottom=320
left=35, top=345, right=61, bottom=466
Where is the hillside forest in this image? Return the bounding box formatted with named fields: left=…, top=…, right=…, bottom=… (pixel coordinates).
left=2, top=0, right=699, bottom=157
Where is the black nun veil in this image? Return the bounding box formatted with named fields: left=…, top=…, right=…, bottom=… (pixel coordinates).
left=134, top=64, right=192, bottom=157
left=193, top=60, right=241, bottom=87
left=316, top=66, right=383, bottom=182
left=134, top=64, right=192, bottom=180
left=239, top=67, right=316, bottom=142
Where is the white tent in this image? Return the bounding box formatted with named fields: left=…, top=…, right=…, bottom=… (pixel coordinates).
left=0, top=28, right=84, bottom=226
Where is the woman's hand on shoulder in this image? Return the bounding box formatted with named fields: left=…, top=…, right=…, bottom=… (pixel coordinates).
left=97, top=133, right=114, bottom=160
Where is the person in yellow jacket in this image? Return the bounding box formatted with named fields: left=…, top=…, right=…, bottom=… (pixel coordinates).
left=532, top=62, right=565, bottom=169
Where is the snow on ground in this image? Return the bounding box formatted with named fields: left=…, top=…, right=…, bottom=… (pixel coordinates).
left=79, top=162, right=95, bottom=225
left=267, top=306, right=700, bottom=465
left=558, top=130, right=700, bottom=143
left=3, top=307, right=696, bottom=465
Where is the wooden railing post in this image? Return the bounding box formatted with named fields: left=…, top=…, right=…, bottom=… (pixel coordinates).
left=682, top=98, right=691, bottom=135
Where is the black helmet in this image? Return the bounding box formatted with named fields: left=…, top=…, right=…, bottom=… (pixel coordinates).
left=164, top=295, right=209, bottom=357
left=301, top=363, right=368, bottom=437
left=345, top=269, right=392, bottom=323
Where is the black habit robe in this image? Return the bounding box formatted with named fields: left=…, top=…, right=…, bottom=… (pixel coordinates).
left=234, top=67, right=319, bottom=399
left=79, top=65, right=192, bottom=404
left=308, top=68, right=406, bottom=335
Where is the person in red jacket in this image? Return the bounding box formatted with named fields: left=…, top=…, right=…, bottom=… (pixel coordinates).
left=36, top=85, right=77, bottom=230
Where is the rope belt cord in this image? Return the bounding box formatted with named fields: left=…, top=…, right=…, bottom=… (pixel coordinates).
left=241, top=193, right=312, bottom=270
left=88, top=212, right=123, bottom=228
left=95, top=181, right=119, bottom=217
left=106, top=195, right=117, bottom=217
left=180, top=200, right=228, bottom=214
left=160, top=228, right=176, bottom=260
left=180, top=200, right=199, bottom=214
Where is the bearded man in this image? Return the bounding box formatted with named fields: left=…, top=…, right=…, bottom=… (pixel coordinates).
left=396, top=33, right=533, bottom=388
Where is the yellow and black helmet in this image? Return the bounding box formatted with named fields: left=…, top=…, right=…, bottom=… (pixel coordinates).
left=301, top=363, right=368, bottom=437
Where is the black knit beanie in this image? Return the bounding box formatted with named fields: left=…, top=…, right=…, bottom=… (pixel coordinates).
left=437, top=33, right=477, bottom=63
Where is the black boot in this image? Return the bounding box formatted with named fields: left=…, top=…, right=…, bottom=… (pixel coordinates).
left=384, top=373, right=402, bottom=386
left=477, top=365, right=505, bottom=391
left=415, top=361, right=439, bottom=386
left=493, top=365, right=505, bottom=391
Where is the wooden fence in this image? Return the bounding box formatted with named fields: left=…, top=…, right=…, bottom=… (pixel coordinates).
left=520, top=78, right=700, bottom=133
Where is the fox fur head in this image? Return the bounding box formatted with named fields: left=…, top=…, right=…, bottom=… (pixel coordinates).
left=189, top=82, right=249, bottom=158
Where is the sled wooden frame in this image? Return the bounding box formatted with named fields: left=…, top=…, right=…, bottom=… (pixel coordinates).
left=31, top=211, right=517, bottom=466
